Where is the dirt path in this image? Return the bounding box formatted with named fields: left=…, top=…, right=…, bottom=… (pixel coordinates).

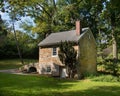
left=0, top=69, right=38, bottom=75
left=0, top=69, right=24, bottom=75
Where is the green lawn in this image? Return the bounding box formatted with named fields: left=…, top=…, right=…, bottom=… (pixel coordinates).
left=0, top=59, right=38, bottom=70
left=0, top=73, right=120, bottom=96
left=0, top=59, right=120, bottom=96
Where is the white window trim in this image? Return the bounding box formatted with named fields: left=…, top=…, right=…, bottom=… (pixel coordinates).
left=52, top=47, right=57, bottom=57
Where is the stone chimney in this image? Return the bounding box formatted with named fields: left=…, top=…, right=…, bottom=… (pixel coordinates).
left=76, top=21, right=81, bottom=35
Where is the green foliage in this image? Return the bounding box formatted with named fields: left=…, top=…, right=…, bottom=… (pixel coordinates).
left=92, top=75, right=120, bottom=82
left=0, top=31, right=38, bottom=59
left=83, top=72, right=98, bottom=79
left=58, top=41, right=77, bottom=78
left=104, top=59, right=120, bottom=75
left=99, top=0, right=120, bottom=62
left=97, top=52, right=120, bottom=76
left=0, top=15, right=7, bottom=45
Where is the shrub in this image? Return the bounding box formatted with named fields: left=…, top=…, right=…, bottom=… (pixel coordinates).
left=83, top=72, right=99, bottom=79
left=91, top=75, right=120, bottom=82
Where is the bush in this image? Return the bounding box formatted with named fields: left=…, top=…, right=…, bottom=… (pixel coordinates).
left=91, top=75, right=120, bottom=82
left=97, top=55, right=120, bottom=76
left=83, top=72, right=98, bottom=79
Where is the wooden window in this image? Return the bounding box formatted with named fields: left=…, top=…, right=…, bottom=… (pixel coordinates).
left=52, top=47, right=57, bottom=56
left=46, top=66, right=51, bottom=72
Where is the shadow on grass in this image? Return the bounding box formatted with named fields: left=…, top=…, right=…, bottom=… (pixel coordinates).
left=0, top=73, right=78, bottom=96
left=0, top=73, right=120, bottom=96
left=56, top=86, right=120, bottom=96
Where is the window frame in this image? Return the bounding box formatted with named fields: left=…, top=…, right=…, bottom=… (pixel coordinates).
left=46, top=66, right=51, bottom=72
left=52, top=47, right=57, bottom=57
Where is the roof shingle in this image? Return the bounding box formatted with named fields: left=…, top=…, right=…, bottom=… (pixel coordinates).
left=38, top=27, right=89, bottom=47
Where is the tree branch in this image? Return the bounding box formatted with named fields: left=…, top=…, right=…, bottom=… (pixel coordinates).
left=36, top=3, right=51, bottom=17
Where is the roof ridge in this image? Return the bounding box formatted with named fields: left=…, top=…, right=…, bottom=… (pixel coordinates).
left=51, top=30, right=75, bottom=35
left=50, top=27, right=89, bottom=35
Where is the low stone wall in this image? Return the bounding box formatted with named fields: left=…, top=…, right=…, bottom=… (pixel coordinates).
left=19, top=63, right=39, bottom=73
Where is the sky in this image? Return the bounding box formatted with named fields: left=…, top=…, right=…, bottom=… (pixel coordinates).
left=0, top=11, right=37, bottom=38
left=0, top=11, right=34, bottom=31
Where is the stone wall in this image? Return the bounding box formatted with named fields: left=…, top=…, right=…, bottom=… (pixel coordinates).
left=39, top=46, right=79, bottom=75
left=39, top=47, right=61, bottom=75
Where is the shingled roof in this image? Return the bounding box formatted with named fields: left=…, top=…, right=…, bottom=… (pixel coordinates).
left=38, top=27, right=89, bottom=47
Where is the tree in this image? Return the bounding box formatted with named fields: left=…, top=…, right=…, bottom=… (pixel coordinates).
left=6, top=4, right=24, bottom=64
left=5, top=0, right=84, bottom=39
left=3, top=0, right=104, bottom=39
left=0, top=0, right=38, bottom=60
left=0, top=15, right=7, bottom=45
left=12, top=19, right=24, bottom=65
left=100, top=0, right=120, bottom=75
left=0, top=31, right=18, bottom=59
left=58, top=41, right=77, bottom=78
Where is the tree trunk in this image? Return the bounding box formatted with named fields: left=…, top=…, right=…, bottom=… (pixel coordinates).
left=12, top=22, right=24, bottom=65
left=112, top=33, right=117, bottom=59
left=112, top=27, right=118, bottom=75
left=111, top=11, right=118, bottom=75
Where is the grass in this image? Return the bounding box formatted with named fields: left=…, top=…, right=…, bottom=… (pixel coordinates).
left=0, top=73, right=120, bottom=96
left=0, top=59, right=120, bottom=96
left=0, top=59, right=38, bottom=70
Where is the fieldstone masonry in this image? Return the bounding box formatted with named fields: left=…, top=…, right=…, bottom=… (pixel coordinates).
left=39, top=46, right=79, bottom=76
left=19, top=63, right=39, bottom=73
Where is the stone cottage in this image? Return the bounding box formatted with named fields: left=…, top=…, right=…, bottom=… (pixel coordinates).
left=38, top=21, right=97, bottom=78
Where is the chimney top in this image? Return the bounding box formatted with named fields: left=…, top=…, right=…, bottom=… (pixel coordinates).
left=76, top=21, right=81, bottom=36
